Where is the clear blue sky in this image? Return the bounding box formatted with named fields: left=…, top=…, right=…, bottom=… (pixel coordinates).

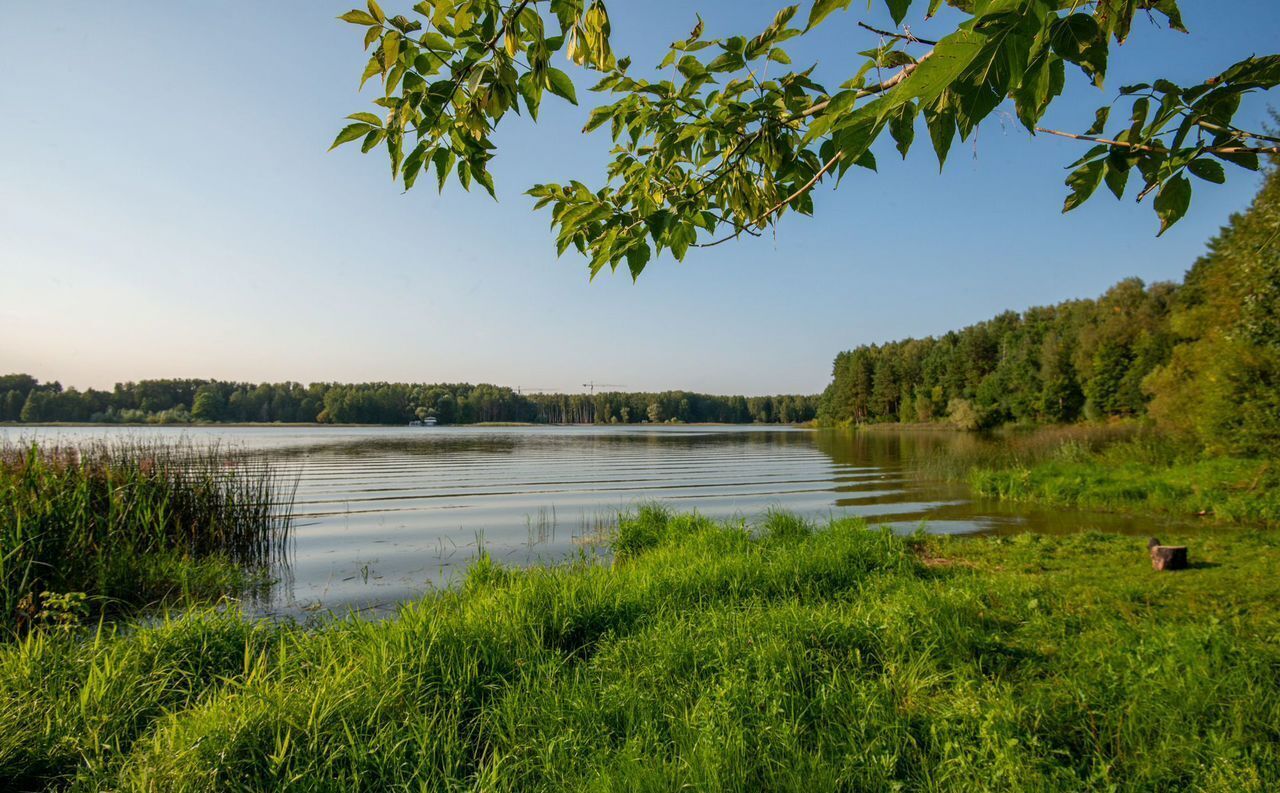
left=2, top=1, right=1277, bottom=395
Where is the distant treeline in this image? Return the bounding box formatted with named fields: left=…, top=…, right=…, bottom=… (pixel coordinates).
left=0, top=376, right=817, bottom=426
left=819, top=160, right=1280, bottom=456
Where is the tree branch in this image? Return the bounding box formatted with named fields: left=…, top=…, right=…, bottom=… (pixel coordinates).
left=697, top=151, right=843, bottom=247
left=856, top=21, right=938, bottom=46
left=1193, top=119, right=1280, bottom=145
left=1035, top=126, right=1280, bottom=156
left=411, top=0, right=534, bottom=138
left=783, top=52, right=933, bottom=125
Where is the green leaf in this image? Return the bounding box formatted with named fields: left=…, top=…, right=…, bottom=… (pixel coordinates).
left=1086, top=107, right=1110, bottom=135
left=367, top=0, right=385, bottom=24
left=1051, top=14, right=1108, bottom=87
left=386, top=133, right=403, bottom=178
left=881, top=28, right=986, bottom=120
left=1147, top=0, right=1187, bottom=33
left=546, top=68, right=578, bottom=105
left=885, top=0, right=911, bottom=26
left=888, top=101, right=916, bottom=159
left=433, top=147, right=456, bottom=192
left=625, top=243, right=651, bottom=281
left=474, top=165, right=496, bottom=198
left=645, top=210, right=672, bottom=243
left=1188, top=158, right=1225, bottom=184
left=1153, top=174, right=1191, bottom=236
left=880, top=50, right=916, bottom=69
left=518, top=73, right=543, bottom=121
left=346, top=112, right=383, bottom=126
left=1103, top=151, right=1130, bottom=199
left=339, top=10, right=379, bottom=25
left=360, top=128, right=386, bottom=153
left=1014, top=54, right=1064, bottom=132
left=329, top=123, right=373, bottom=151
left=923, top=99, right=956, bottom=170
left=420, top=32, right=454, bottom=53
left=669, top=223, right=694, bottom=261
left=382, top=31, right=401, bottom=73
left=1062, top=158, right=1105, bottom=213
left=583, top=105, right=613, bottom=134
left=360, top=56, right=383, bottom=88
left=402, top=142, right=428, bottom=189
left=1095, top=0, right=1138, bottom=43
left=806, top=0, right=851, bottom=32
left=1211, top=147, right=1259, bottom=172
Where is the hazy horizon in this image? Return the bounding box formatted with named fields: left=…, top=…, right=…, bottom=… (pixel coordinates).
left=4, top=1, right=1278, bottom=394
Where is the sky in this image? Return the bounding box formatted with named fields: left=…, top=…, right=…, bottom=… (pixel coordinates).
left=2, top=1, right=1278, bottom=396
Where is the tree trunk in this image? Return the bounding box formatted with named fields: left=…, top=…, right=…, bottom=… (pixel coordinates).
left=1150, top=545, right=1188, bottom=571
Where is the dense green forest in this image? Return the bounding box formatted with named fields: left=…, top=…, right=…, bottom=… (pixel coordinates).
left=817, top=278, right=1177, bottom=427
left=0, top=375, right=817, bottom=427
left=819, top=162, right=1280, bottom=456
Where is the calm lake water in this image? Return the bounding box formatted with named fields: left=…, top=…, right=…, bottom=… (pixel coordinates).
left=2, top=425, right=1176, bottom=617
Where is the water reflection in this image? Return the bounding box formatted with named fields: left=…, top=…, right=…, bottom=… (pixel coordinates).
left=0, top=425, right=1189, bottom=617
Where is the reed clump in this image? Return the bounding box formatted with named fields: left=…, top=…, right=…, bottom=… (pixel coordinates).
left=0, top=441, right=294, bottom=633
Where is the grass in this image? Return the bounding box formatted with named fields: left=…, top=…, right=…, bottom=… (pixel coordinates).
left=1, top=506, right=1276, bottom=791
left=960, top=430, right=1280, bottom=527
left=0, top=441, right=294, bottom=633
left=910, top=422, right=1142, bottom=482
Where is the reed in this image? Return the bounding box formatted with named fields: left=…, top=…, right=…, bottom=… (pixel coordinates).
left=0, top=441, right=294, bottom=632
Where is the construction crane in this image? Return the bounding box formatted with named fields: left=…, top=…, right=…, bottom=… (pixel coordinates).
left=582, top=382, right=626, bottom=395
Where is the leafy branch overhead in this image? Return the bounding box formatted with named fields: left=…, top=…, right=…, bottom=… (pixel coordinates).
left=334, top=0, right=1280, bottom=279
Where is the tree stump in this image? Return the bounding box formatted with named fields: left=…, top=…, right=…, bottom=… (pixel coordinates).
left=1147, top=537, right=1188, bottom=571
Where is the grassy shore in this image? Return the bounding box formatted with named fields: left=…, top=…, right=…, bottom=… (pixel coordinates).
left=939, top=426, right=1280, bottom=528
left=1, top=442, right=293, bottom=634
left=972, top=455, right=1280, bottom=526
left=1, top=507, right=1276, bottom=791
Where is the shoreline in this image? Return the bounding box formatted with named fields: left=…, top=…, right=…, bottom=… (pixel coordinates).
left=0, top=421, right=815, bottom=430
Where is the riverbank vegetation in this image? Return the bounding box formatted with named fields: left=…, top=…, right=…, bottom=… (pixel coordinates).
left=1, top=507, right=1276, bottom=790
left=950, top=427, right=1280, bottom=528
left=0, top=376, right=817, bottom=427
left=0, top=442, right=293, bottom=635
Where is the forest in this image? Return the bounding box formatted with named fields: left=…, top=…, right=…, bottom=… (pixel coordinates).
left=0, top=375, right=818, bottom=427
left=819, top=161, right=1280, bottom=457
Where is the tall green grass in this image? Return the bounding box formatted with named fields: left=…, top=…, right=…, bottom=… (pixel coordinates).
left=972, top=453, right=1280, bottom=527
left=943, top=428, right=1280, bottom=527
left=1, top=508, right=1276, bottom=791
left=903, top=423, right=1280, bottom=527
left=910, top=422, right=1143, bottom=482
left=0, top=441, right=294, bottom=632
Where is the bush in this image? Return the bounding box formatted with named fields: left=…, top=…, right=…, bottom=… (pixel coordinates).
left=946, top=398, right=982, bottom=431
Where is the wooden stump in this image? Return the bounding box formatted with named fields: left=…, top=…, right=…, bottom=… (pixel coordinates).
left=1149, top=539, right=1188, bottom=571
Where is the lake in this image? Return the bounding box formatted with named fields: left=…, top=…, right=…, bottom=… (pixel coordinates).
left=1, top=424, right=1175, bottom=617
